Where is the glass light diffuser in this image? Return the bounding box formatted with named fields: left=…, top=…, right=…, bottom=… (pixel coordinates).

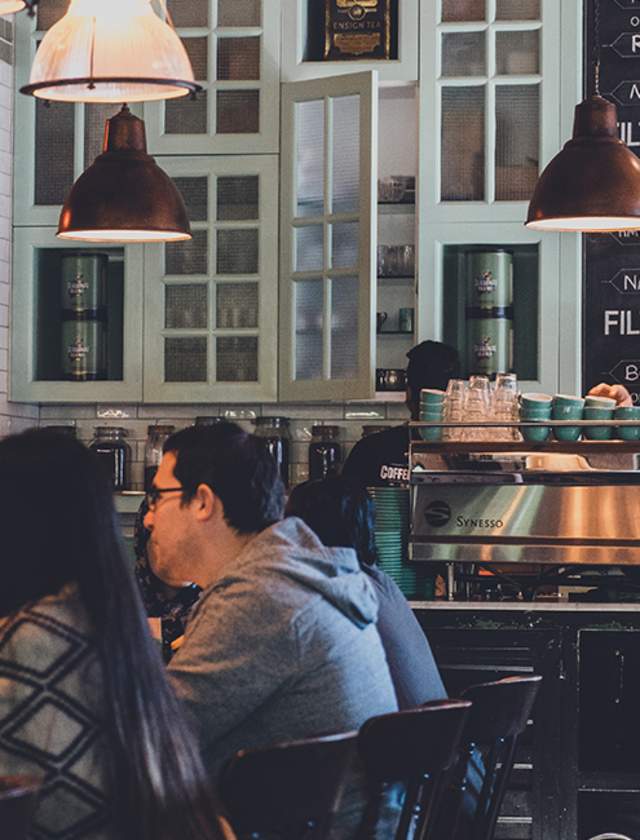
left=0, top=1, right=28, bottom=14
left=526, top=96, right=640, bottom=233
left=22, top=0, right=201, bottom=103
left=57, top=106, right=192, bottom=243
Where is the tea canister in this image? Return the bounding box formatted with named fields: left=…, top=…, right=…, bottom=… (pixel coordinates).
left=61, top=253, right=108, bottom=312
left=89, top=426, right=131, bottom=491
left=61, top=312, right=107, bottom=381
left=466, top=249, right=513, bottom=309
left=466, top=307, right=513, bottom=377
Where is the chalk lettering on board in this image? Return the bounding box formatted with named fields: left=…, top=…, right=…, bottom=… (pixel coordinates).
left=615, top=0, right=640, bottom=10
left=610, top=33, right=640, bottom=56
left=608, top=269, right=640, bottom=293
left=604, top=310, right=640, bottom=335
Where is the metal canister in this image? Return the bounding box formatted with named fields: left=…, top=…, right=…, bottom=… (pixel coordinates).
left=465, top=307, right=513, bottom=376
left=61, top=253, right=108, bottom=313
left=61, top=312, right=107, bottom=381
left=466, top=249, right=513, bottom=309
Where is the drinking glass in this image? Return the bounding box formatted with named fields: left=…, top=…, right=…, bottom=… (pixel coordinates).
left=464, top=376, right=491, bottom=441
left=444, top=379, right=467, bottom=441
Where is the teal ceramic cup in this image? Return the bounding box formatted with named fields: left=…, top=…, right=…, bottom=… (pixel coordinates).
left=420, top=388, right=446, bottom=407
left=615, top=405, right=640, bottom=440
left=584, top=395, right=616, bottom=410
left=521, top=393, right=552, bottom=414
left=520, top=420, right=550, bottom=442
left=419, top=405, right=443, bottom=441
left=552, top=396, right=584, bottom=441
left=583, top=406, right=613, bottom=440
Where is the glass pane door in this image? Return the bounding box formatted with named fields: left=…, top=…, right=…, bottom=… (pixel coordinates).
left=439, top=3, right=541, bottom=204
left=144, top=0, right=279, bottom=155
left=144, top=156, right=278, bottom=402
left=280, top=71, right=378, bottom=402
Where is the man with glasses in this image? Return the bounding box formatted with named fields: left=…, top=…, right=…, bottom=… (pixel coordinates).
left=143, top=422, right=397, bottom=833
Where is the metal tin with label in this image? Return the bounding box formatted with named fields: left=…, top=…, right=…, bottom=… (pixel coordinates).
left=466, top=249, right=513, bottom=309
left=466, top=307, right=513, bottom=376
left=61, top=311, right=107, bottom=381
left=324, top=0, right=391, bottom=60
left=61, top=253, right=108, bottom=313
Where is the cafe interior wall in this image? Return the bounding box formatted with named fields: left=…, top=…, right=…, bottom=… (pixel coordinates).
left=0, top=16, right=38, bottom=439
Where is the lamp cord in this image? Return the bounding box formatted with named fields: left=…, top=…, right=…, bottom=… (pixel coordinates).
left=593, top=0, right=601, bottom=96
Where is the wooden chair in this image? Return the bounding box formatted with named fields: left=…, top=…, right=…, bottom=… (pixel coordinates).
left=436, top=674, right=542, bottom=840
left=218, top=731, right=357, bottom=840
left=0, top=775, right=40, bottom=840
left=355, top=699, right=473, bottom=840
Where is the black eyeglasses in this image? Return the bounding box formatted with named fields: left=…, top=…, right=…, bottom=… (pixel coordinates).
left=145, top=485, right=183, bottom=511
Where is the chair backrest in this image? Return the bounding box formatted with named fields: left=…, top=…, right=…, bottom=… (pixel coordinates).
left=0, top=775, right=41, bottom=840
left=218, top=731, right=358, bottom=840
left=441, top=675, right=542, bottom=840
left=356, top=699, right=473, bottom=840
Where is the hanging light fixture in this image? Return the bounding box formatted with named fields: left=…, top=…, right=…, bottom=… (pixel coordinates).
left=526, top=0, right=640, bottom=233
left=57, top=105, right=191, bottom=243
left=21, top=0, right=201, bottom=103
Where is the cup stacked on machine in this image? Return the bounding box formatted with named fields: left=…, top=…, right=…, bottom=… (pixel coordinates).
left=517, top=392, right=640, bottom=440
left=369, top=487, right=433, bottom=599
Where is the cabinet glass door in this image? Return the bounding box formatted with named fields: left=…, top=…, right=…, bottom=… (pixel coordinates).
left=144, top=0, right=279, bottom=155
left=280, top=71, right=378, bottom=401
left=14, top=9, right=143, bottom=226
left=143, top=156, right=278, bottom=402
left=421, top=0, right=561, bottom=224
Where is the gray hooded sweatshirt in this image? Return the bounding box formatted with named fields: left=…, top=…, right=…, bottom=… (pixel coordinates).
left=168, top=517, right=398, bottom=784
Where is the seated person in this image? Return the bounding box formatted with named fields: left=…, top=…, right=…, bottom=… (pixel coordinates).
left=143, top=423, right=398, bottom=837
left=0, top=430, right=223, bottom=840
left=286, top=475, right=446, bottom=710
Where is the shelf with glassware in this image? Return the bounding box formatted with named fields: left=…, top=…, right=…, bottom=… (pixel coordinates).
left=10, top=228, right=144, bottom=403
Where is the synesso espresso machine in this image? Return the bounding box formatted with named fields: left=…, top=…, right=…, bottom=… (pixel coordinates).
left=408, top=420, right=640, bottom=601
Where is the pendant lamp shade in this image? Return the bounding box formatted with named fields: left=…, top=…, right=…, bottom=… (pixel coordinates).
left=57, top=106, right=191, bottom=243
left=21, top=0, right=201, bottom=103
left=526, top=96, right=640, bottom=232
left=0, top=1, right=28, bottom=14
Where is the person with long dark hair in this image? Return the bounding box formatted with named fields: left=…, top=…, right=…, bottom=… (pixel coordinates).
left=0, top=429, right=224, bottom=840
left=286, top=475, right=446, bottom=710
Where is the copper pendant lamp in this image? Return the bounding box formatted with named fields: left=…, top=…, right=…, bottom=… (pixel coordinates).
left=526, top=0, right=640, bottom=233
left=57, top=106, right=191, bottom=243
left=21, top=0, right=201, bottom=103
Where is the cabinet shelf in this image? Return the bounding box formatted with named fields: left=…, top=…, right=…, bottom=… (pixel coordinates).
left=377, top=330, right=414, bottom=336
left=378, top=202, right=415, bottom=215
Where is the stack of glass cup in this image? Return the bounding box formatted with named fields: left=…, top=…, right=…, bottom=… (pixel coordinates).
left=420, top=373, right=521, bottom=442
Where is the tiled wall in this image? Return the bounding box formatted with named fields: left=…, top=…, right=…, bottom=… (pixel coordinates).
left=0, top=18, right=38, bottom=438
left=39, top=399, right=411, bottom=489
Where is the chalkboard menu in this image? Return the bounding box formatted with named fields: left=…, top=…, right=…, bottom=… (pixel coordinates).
left=584, top=0, right=640, bottom=403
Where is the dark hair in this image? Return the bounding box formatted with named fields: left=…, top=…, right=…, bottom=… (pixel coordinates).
left=406, top=340, right=460, bottom=393
left=286, top=476, right=377, bottom=566
left=164, top=422, right=285, bottom=535
left=0, top=430, right=222, bottom=840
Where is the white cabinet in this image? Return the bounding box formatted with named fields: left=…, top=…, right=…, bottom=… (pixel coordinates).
left=417, top=0, right=584, bottom=396
left=11, top=228, right=144, bottom=402
left=279, top=71, right=378, bottom=401
left=143, top=155, right=279, bottom=402
left=144, top=0, right=280, bottom=155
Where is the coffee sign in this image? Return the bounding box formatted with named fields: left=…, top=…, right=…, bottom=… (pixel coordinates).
left=584, top=0, right=640, bottom=403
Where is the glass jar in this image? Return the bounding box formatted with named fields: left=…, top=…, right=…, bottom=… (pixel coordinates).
left=308, top=425, right=342, bottom=481
left=254, top=417, right=290, bottom=488
left=89, top=426, right=131, bottom=491
left=144, top=425, right=175, bottom=492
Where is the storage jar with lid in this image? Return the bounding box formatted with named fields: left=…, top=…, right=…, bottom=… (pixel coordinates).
left=308, top=425, right=342, bottom=481
left=144, top=425, right=175, bottom=492
left=253, top=417, right=290, bottom=488
left=89, top=426, right=131, bottom=491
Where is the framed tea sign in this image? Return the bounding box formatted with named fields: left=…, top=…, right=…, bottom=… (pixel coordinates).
left=322, top=0, right=398, bottom=61
left=584, top=0, right=640, bottom=403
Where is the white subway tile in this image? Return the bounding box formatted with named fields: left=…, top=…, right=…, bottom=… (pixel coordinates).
left=39, top=404, right=97, bottom=420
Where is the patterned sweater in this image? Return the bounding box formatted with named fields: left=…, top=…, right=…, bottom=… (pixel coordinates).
left=0, top=587, right=115, bottom=839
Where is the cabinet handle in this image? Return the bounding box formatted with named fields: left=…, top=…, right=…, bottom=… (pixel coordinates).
left=615, top=650, right=625, bottom=704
